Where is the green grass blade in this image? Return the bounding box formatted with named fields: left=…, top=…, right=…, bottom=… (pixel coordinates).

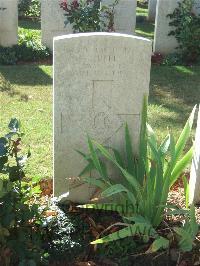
left=158, top=134, right=170, bottom=156
left=170, top=147, right=193, bottom=187
left=150, top=236, right=169, bottom=252
left=175, top=106, right=196, bottom=161
left=79, top=161, right=95, bottom=176
left=182, top=176, right=189, bottom=209
left=138, top=95, right=148, bottom=185
left=93, top=140, right=143, bottom=197
left=125, top=123, right=135, bottom=175
left=101, top=184, right=136, bottom=204
left=87, top=136, right=107, bottom=181
left=91, top=222, right=156, bottom=244
left=111, top=148, right=125, bottom=169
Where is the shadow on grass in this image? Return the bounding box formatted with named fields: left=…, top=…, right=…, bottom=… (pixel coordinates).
left=0, top=65, right=52, bottom=86
left=149, top=65, right=200, bottom=132
left=136, top=20, right=155, bottom=40
left=18, top=19, right=41, bottom=30
left=150, top=65, right=200, bottom=106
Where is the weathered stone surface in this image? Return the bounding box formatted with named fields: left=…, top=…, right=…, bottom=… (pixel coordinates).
left=0, top=0, right=18, bottom=47
left=101, top=0, right=137, bottom=34
left=153, top=0, right=179, bottom=55
left=53, top=33, right=152, bottom=203
left=41, top=0, right=73, bottom=50
left=148, top=0, right=157, bottom=21
left=189, top=107, right=200, bottom=204
left=193, top=0, right=200, bottom=15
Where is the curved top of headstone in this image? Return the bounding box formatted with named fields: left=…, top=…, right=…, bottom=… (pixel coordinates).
left=53, top=32, right=152, bottom=43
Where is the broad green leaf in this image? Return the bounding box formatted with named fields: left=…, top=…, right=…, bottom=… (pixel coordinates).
left=125, top=124, right=135, bottom=174
left=0, top=143, right=7, bottom=156
left=174, top=227, right=193, bottom=252
left=0, top=137, right=8, bottom=145
left=147, top=123, right=157, bottom=149
left=182, top=176, right=189, bottom=209
left=88, top=136, right=108, bottom=181
left=93, top=140, right=142, bottom=197
left=189, top=204, right=198, bottom=237
left=150, top=236, right=169, bottom=252
left=123, top=215, right=151, bottom=225
left=165, top=208, right=189, bottom=216
left=0, top=179, right=3, bottom=191
left=175, top=105, right=196, bottom=161
left=8, top=118, right=20, bottom=132
left=101, top=184, right=136, bottom=204
left=170, top=147, right=193, bottom=187
left=91, top=222, right=156, bottom=244
left=158, top=134, right=170, bottom=156
left=138, top=95, right=148, bottom=185
left=111, top=148, right=125, bottom=169
left=79, top=162, right=94, bottom=176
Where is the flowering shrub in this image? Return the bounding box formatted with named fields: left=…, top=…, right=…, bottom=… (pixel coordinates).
left=60, top=0, right=118, bottom=33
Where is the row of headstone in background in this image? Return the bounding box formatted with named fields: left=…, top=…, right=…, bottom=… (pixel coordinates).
left=0, top=0, right=18, bottom=47
left=41, top=0, right=137, bottom=50
left=53, top=33, right=152, bottom=203
left=153, top=0, right=200, bottom=55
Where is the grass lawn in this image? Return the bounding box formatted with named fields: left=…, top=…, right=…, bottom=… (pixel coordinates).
left=0, top=5, right=199, bottom=180
left=136, top=3, right=155, bottom=40
left=0, top=66, right=52, bottom=179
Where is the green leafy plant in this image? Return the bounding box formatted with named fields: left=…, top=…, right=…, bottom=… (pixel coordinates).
left=0, top=119, right=45, bottom=265
left=18, top=0, right=40, bottom=19
left=16, top=28, right=51, bottom=62
left=77, top=97, right=196, bottom=247
left=174, top=204, right=199, bottom=251
left=60, top=0, right=118, bottom=33
left=0, top=29, right=50, bottom=65
left=167, top=0, right=200, bottom=63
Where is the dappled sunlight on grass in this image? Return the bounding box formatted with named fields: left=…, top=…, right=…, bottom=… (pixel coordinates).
left=136, top=6, right=148, bottom=17
left=136, top=18, right=155, bottom=40
left=148, top=66, right=200, bottom=144
left=0, top=65, right=52, bottom=179
left=174, top=66, right=195, bottom=75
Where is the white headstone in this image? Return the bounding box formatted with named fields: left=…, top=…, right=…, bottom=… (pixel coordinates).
left=53, top=33, right=152, bottom=203
left=154, top=0, right=200, bottom=55
left=153, top=0, right=179, bottom=55
left=189, top=107, right=200, bottom=204
left=148, top=0, right=157, bottom=21
left=41, top=0, right=73, bottom=50
left=101, top=0, right=137, bottom=34
left=193, top=0, right=200, bottom=15
left=0, top=0, right=18, bottom=47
